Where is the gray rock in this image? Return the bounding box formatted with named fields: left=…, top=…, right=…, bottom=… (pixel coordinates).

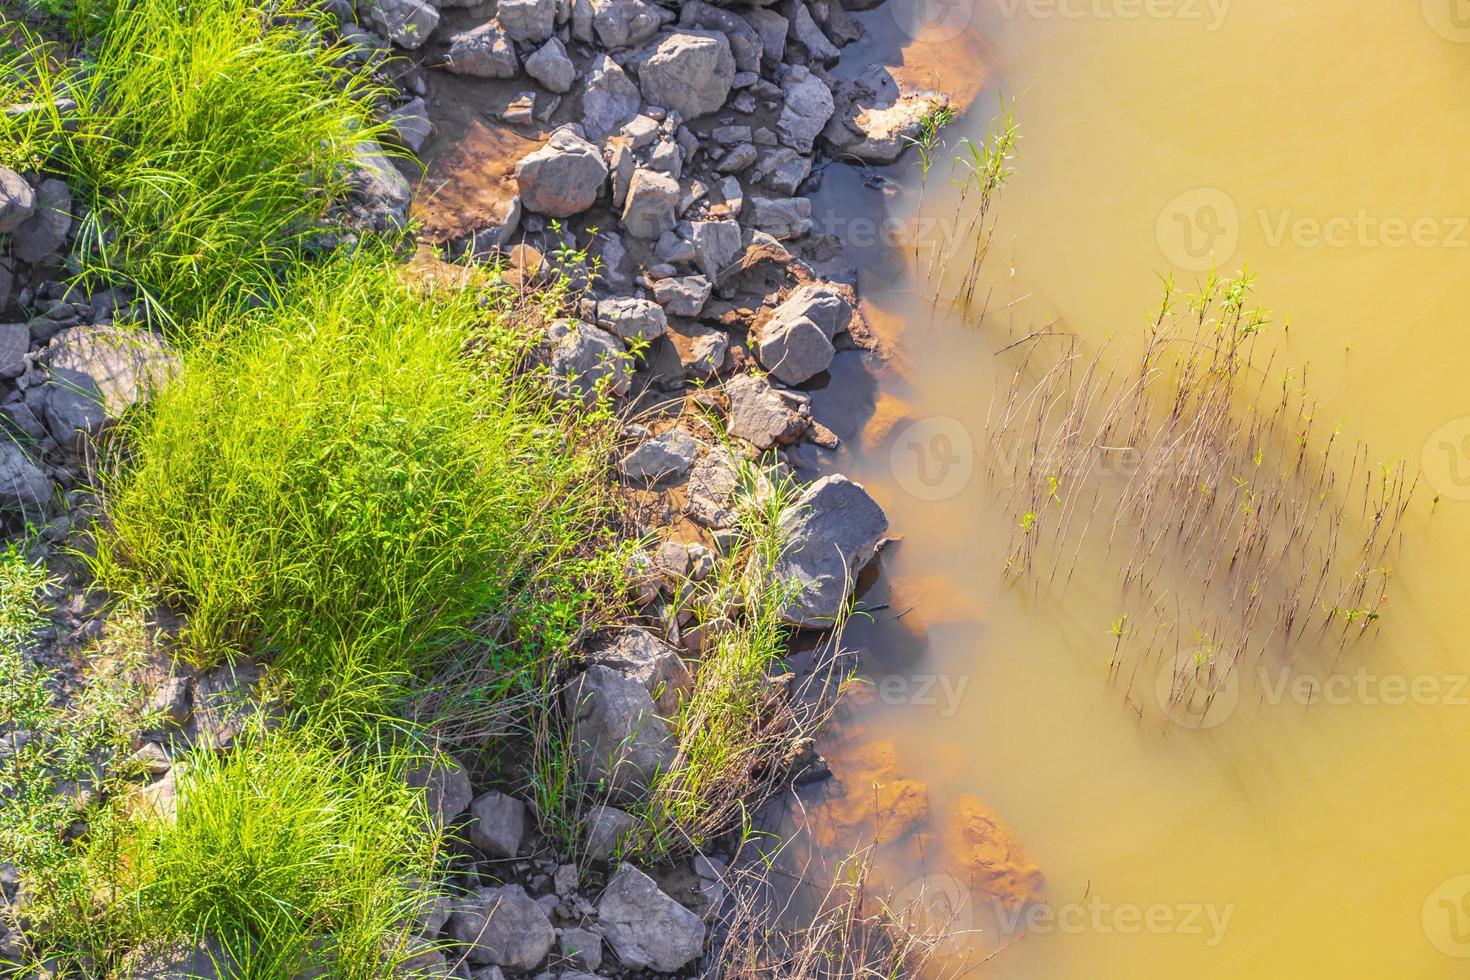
left=825, top=67, right=949, bottom=164
left=516, top=128, right=607, bottom=217
left=405, top=753, right=474, bottom=830
left=582, top=55, right=642, bottom=141
left=754, top=283, right=850, bottom=384
left=583, top=803, right=635, bottom=860
left=120, top=935, right=238, bottom=979
left=387, top=97, right=433, bottom=153
left=725, top=373, right=809, bottom=449
left=655, top=230, right=696, bottom=264
left=563, top=665, right=677, bottom=801
left=468, top=197, right=523, bottom=255
left=620, top=429, right=698, bottom=485
left=468, top=968, right=505, bottom=980
left=548, top=319, right=631, bottom=402
left=344, top=139, right=412, bottom=233
left=361, top=0, right=440, bottom=47
left=689, top=220, right=743, bottom=282
left=34, top=324, right=178, bottom=447
left=11, top=178, right=70, bottom=265
left=776, top=64, right=833, bottom=154
left=594, top=296, right=667, bottom=342
left=717, top=143, right=758, bottom=173
left=621, top=168, right=679, bottom=241
left=597, top=863, right=706, bottom=972
left=524, top=37, right=575, bottom=93
left=445, top=20, right=519, bottom=77
left=771, top=474, right=888, bottom=626
left=653, top=274, right=711, bottom=318
left=636, top=31, right=735, bottom=121
left=646, top=139, right=683, bottom=179
left=0, top=441, right=52, bottom=514
left=587, top=627, right=693, bottom=715
left=448, top=884, right=555, bottom=969
left=622, top=114, right=660, bottom=149
left=0, top=168, right=35, bottom=235
left=0, top=260, right=11, bottom=312
left=678, top=0, right=763, bottom=73
left=756, top=146, right=811, bottom=195
left=497, top=0, right=556, bottom=41
left=608, top=140, right=636, bottom=209
left=787, top=1, right=839, bottom=61
left=559, top=927, right=604, bottom=970
left=743, top=7, right=787, bottom=66
left=467, top=791, right=527, bottom=858
left=747, top=195, right=811, bottom=240
left=590, top=0, right=665, bottom=49
left=0, top=322, right=27, bottom=379
left=664, top=318, right=726, bottom=377
left=686, top=446, right=739, bottom=527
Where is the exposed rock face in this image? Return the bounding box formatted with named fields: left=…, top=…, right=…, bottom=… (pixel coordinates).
left=360, top=0, right=439, bottom=47
left=597, top=863, right=707, bottom=972
left=586, top=627, right=694, bottom=715
left=754, top=282, right=850, bottom=384
left=771, top=474, right=887, bottom=626
left=524, top=37, right=575, bottom=93
left=620, top=429, right=699, bottom=485
left=448, top=884, right=556, bottom=969
left=944, top=794, right=1046, bottom=912
left=468, top=791, right=527, bottom=858
left=776, top=65, right=834, bottom=155
left=725, top=373, right=809, bottom=450
left=548, top=318, right=631, bottom=402
left=636, top=31, right=736, bottom=120
left=0, top=168, right=35, bottom=235
left=445, top=20, right=519, bottom=77
left=559, top=926, right=604, bottom=971
left=496, top=0, right=556, bottom=42
left=563, top=665, right=677, bottom=801
left=11, top=178, right=71, bottom=265
left=516, top=128, right=608, bottom=217
left=582, top=55, right=642, bottom=140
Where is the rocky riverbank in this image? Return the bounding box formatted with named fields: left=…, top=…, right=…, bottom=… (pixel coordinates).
left=0, top=0, right=962, bottom=974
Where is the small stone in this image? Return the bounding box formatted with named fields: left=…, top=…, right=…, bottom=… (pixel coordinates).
left=755, top=283, right=851, bottom=384
left=387, top=97, right=433, bottom=152
left=595, top=296, right=667, bottom=342
left=516, top=128, right=608, bottom=217
left=0, top=168, right=36, bottom=234
left=548, top=318, right=631, bottom=402
left=497, top=0, right=556, bottom=42
left=770, top=474, right=888, bottom=626
left=717, top=143, right=758, bottom=173
left=747, top=195, right=811, bottom=240
left=559, top=926, right=604, bottom=971
left=583, top=803, right=635, bottom=860
left=725, top=373, right=809, bottom=449
left=776, top=64, right=834, bottom=155
left=589, top=0, right=665, bottom=49
left=586, top=627, right=694, bottom=715
left=361, top=0, right=439, bottom=48
left=563, top=666, right=677, bottom=801
left=445, top=19, right=519, bottom=77
left=11, top=178, right=71, bottom=265
left=621, top=168, right=680, bottom=240
left=582, top=55, right=642, bottom=141
left=405, top=753, right=474, bottom=830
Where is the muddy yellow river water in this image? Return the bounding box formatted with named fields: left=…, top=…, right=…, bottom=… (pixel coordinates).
left=805, top=1, right=1470, bottom=977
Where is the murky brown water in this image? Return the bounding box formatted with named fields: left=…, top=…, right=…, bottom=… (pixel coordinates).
left=800, top=1, right=1470, bottom=976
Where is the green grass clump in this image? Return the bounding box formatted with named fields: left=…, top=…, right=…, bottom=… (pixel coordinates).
left=76, top=727, right=445, bottom=978
left=90, top=256, right=623, bottom=725
left=0, top=0, right=385, bottom=326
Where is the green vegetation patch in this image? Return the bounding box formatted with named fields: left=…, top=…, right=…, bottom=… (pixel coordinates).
left=90, top=256, right=623, bottom=725
left=0, top=0, right=385, bottom=326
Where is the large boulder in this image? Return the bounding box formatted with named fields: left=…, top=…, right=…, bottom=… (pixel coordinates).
left=548, top=319, right=631, bottom=402
left=770, top=474, right=887, bottom=626
left=360, top=0, right=439, bottom=47
left=636, top=31, right=735, bottom=120
left=776, top=65, right=834, bottom=155
left=0, top=168, right=35, bottom=235
left=11, top=178, right=70, bottom=265
left=597, top=863, right=706, bottom=972
left=563, top=665, right=677, bottom=801
left=586, top=627, right=694, bottom=715
left=496, top=0, right=556, bottom=42
left=444, top=20, right=519, bottom=77
left=31, top=324, right=178, bottom=447
left=754, top=283, right=850, bottom=385
left=582, top=55, right=642, bottom=141
left=678, top=0, right=763, bottom=72
left=515, top=128, right=607, bottom=217
left=447, top=884, right=555, bottom=969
